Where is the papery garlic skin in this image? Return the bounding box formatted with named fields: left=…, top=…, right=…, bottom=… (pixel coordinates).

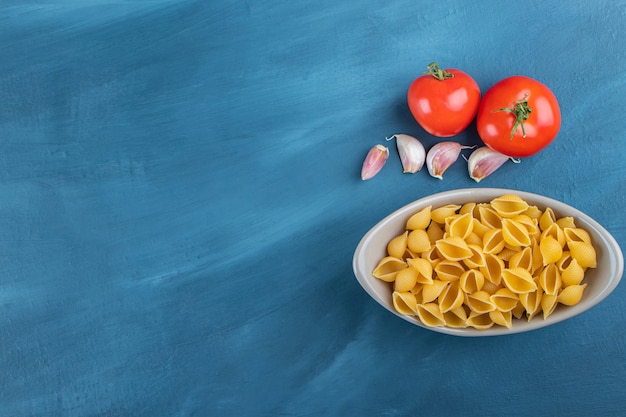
left=426, top=142, right=474, bottom=179
left=467, top=146, right=517, bottom=182
left=387, top=134, right=425, bottom=174
left=361, top=144, right=389, bottom=180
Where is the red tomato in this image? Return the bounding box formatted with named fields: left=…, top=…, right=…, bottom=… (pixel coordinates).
left=407, top=62, right=481, bottom=137
left=476, top=76, right=561, bottom=158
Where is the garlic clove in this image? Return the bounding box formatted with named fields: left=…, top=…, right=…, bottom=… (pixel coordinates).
left=386, top=134, right=426, bottom=174
left=361, top=144, right=389, bottom=180
left=426, top=142, right=474, bottom=179
left=467, top=146, right=518, bottom=182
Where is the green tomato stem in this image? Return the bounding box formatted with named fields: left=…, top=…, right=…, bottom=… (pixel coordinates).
left=493, top=94, right=533, bottom=140
left=424, top=62, right=454, bottom=80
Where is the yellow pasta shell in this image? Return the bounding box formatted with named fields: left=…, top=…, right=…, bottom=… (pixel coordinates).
left=466, top=290, right=496, bottom=314
left=557, top=284, right=587, bottom=306
left=539, top=235, right=563, bottom=265
left=480, top=252, right=505, bottom=285
left=490, top=194, right=529, bottom=218
left=394, top=267, right=419, bottom=292
left=466, top=311, right=495, bottom=330
left=459, top=269, right=485, bottom=293
left=421, top=280, right=449, bottom=304
left=556, top=216, right=576, bottom=229
left=541, top=223, right=566, bottom=248
left=426, top=221, right=445, bottom=244
left=568, top=241, right=597, bottom=268
left=519, top=288, right=542, bottom=321
left=489, top=310, right=513, bottom=329
left=538, top=263, right=562, bottom=296
left=564, top=227, right=592, bottom=245
left=435, top=236, right=473, bottom=261
left=434, top=260, right=466, bottom=281
left=539, top=207, right=557, bottom=232
left=502, top=218, right=532, bottom=247
left=406, top=205, right=432, bottom=230
left=541, top=294, right=558, bottom=320
left=510, top=214, right=541, bottom=242
left=481, top=279, right=503, bottom=295
left=508, top=246, right=533, bottom=272
left=502, top=267, right=538, bottom=294
left=448, top=212, right=474, bottom=240
left=523, top=205, right=543, bottom=220
left=471, top=218, right=491, bottom=238
left=482, top=228, right=505, bottom=254
left=478, top=206, right=502, bottom=229
left=430, top=204, right=461, bottom=225
left=460, top=202, right=476, bottom=216
left=463, top=244, right=486, bottom=269
left=490, top=288, right=519, bottom=312
left=416, top=302, right=446, bottom=327
left=392, top=291, right=418, bottom=315
left=387, top=231, right=408, bottom=259
left=407, top=257, right=433, bottom=284
left=407, top=229, right=431, bottom=253
left=372, top=256, right=406, bottom=282
left=442, top=306, right=468, bottom=328
left=561, top=258, right=585, bottom=287
left=439, top=281, right=465, bottom=313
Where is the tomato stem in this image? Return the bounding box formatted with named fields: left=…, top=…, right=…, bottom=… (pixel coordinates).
left=493, top=94, right=533, bottom=140
left=424, top=62, right=454, bottom=80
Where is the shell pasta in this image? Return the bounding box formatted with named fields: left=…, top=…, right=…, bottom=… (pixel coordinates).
left=372, top=194, right=597, bottom=330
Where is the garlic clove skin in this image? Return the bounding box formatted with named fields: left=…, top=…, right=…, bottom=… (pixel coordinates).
left=426, top=142, right=474, bottom=179
left=361, top=144, right=389, bottom=180
left=467, top=146, right=518, bottom=182
left=386, top=134, right=425, bottom=174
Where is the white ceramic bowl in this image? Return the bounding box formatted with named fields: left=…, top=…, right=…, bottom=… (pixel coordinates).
left=353, top=188, right=624, bottom=336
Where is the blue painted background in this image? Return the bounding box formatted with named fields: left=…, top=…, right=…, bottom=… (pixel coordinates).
left=1, top=1, right=625, bottom=416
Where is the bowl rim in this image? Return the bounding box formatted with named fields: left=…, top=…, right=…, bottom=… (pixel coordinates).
left=352, top=187, right=624, bottom=337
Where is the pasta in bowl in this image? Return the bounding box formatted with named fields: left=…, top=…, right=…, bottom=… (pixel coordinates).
left=352, top=188, right=624, bottom=336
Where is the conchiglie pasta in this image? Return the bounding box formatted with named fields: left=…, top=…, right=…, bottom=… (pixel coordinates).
left=448, top=212, right=474, bottom=239
left=373, top=195, right=597, bottom=330
left=480, top=253, right=505, bottom=285
left=490, top=288, right=519, bottom=312
left=415, top=303, right=446, bottom=327
left=502, top=218, right=532, bottom=247
left=541, top=294, right=558, bottom=320
left=502, top=267, right=537, bottom=294
left=539, top=235, right=563, bottom=265
left=407, top=257, right=434, bottom=284
left=564, top=227, right=592, bottom=245
left=489, top=310, right=513, bottom=329
left=443, top=307, right=468, bottom=328
left=557, top=284, right=587, bottom=306
left=466, top=311, right=495, bottom=330
left=538, top=263, right=561, bottom=296
left=408, top=229, right=431, bottom=253
left=434, top=260, right=466, bottom=281
left=431, top=205, right=461, bottom=224
left=568, top=241, right=597, bottom=268
left=483, top=228, right=506, bottom=254
left=439, top=281, right=465, bottom=313
left=436, top=236, right=473, bottom=261
left=561, top=259, right=585, bottom=287
left=393, top=291, right=418, bottom=315
left=372, top=256, right=406, bottom=282
left=394, top=267, right=418, bottom=292
left=478, top=206, right=503, bottom=229
left=406, top=205, right=432, bottom=230
left=490, top=194, right=529, bottom=218
left=387, top=231, right=409, bottom=259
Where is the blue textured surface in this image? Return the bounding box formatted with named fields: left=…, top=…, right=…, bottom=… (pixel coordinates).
left=1, top=1, right=625, bottom=416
